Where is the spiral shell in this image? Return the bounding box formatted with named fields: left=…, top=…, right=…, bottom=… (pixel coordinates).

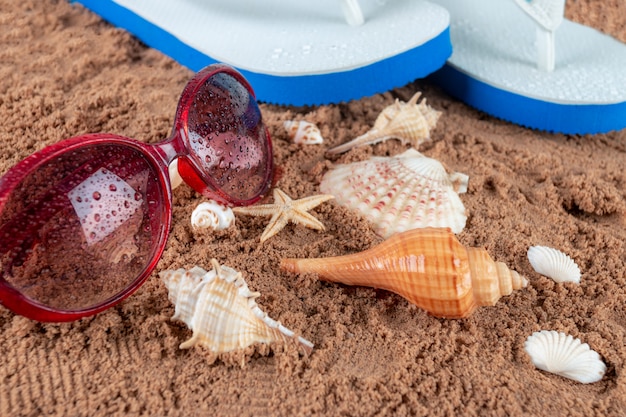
left=320, top=149, right=468, bottom=238
left=191, top=200, right=235, bottom=231
left=524, top=330, right=606, bottom=383
left=327, top=92, right=441, bottom=154
left=284, top=120, right=324, bottom=145
left=281, top=227, right=527, bottom=318
left=160, top=259, right=313, bottom=354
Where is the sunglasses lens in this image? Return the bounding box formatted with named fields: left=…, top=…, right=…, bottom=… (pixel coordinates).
left=185, top=72, right=272, bottom=202
left=0, top=141, right=167, bottom=313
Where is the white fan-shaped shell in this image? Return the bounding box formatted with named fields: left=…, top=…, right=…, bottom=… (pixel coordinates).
left=191, top=200, right=235, bottom=231
left=284, top=120, right=324, bottom=145
left=320, top=148, right=468, bottom=238
left=524, top=330, right=606, bottom=383
left=527, top=246, right=581, bottom=283
left=159, top=260, right=313, bottom=354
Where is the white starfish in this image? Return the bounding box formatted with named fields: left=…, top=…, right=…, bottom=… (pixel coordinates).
left=233, top=189, right=334, bottom=243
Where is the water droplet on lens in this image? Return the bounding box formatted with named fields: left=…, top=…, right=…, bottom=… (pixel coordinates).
left=76, top=196, right=82, bottom=203
left=89, top=232, right=96, bottom=239
left=109, top=184, right=117, bottom=192
left=112, top=210, right=117, bottom=216
left=94, top=213, right=101, bottom=222
left=124, top=201, right=130, bottom=208
left=134, top=192, right=142, bottom=201
left=93, top=191, right=101, bottom=200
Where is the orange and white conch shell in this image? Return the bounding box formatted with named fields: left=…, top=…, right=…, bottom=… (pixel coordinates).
left=159, top=259, right=314, bottom=354
left=281, top=228, right=528, bottom=318
left=284, top=120, right=324, bottom=145
left=327, top=92, right=441, bottom=154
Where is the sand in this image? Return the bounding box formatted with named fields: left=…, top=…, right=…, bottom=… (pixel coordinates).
left=1, top=1, right=625, bottom=416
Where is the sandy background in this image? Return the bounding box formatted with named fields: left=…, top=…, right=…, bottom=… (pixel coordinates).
left=1, top=0, right=625, bottom=415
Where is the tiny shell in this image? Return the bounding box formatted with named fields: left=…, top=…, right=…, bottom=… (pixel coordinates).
left=191, top=200, right=235, bottom=231
left=527, top=246, right=581, bottom=283
left=327, top=92, right=441, bottom=154
left=284, top=120, right=324, bottom=145
left=524, top=330, right=606, bottom=383
left=320, top=148, right=468, bottom=238
left=168, top=158, right=183, bottom=190
left=159, top=259, right=313, bottom=354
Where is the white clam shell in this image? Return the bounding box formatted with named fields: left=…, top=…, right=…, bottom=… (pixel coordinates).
left=320, top=148, right=468, bottom=238
left=159, top=260, right=313, bottom=354
left=524, top=330, right=606, bottom=384
left=191, top=200, right=235, bottom=231
left=527, top=246, right=581, bottom=283
left=284, top=120, right=324, bottom=145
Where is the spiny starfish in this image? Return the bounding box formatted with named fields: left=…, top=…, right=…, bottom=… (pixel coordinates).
left=233, top=188, right=334, bottom=243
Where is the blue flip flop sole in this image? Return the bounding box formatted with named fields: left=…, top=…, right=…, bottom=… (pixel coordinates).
left=71, top=0, right=452, bottom=106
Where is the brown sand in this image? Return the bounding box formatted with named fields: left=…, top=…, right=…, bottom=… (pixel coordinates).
left=1, top=1, right=625, bottom=416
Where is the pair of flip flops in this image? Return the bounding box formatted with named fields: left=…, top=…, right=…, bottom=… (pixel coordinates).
left=72, top=0, right=625, bottom=134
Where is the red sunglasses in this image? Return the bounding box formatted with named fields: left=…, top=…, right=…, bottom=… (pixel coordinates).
left=0, top=64, right=273, bottom=322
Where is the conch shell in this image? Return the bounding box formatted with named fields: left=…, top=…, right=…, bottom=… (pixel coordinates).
left=160, top=259, right=314, bottom=354
left=281, top=227, right=528, bottom=318
left=191, top=200, right=235, bottom=231
left=327, top=92, right=441, bottom=154
left=284, top=120, right=324, bottom=145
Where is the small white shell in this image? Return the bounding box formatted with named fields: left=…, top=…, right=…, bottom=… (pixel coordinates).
left=527, top=246, right=581, bottom=283
left=159, top=260, right=313, bottom=354
left=168, top=158, right=183, bottom=190
left=320, top=148, right=468, bottom=238
left=524, top=330, right=606, bottom=383
left=191, top=200, right=235, bottom=231
left=284, top=120, right=324, bottom=145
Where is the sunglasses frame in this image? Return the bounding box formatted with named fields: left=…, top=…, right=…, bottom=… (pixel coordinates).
left=0, top=64, right=273, bottom=322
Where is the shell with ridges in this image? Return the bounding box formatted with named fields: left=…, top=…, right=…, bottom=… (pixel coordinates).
left=284, top=120, right=324, bottom=145
left=191, top=200, right=235, bottom=231
left=281, top=227, right=527, bottom=318
left=527, top=245, right=581, bottom=283
left=320, top=149, right=468, bottom=238
left=524, top=330, right=606, bottom=383
left=327, top=92, right=441, bottom=154
left=159, top=259, right=313, bottom=354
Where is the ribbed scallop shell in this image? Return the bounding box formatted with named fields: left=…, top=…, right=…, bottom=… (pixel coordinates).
left=281, top=227, right=528, bottom=318
left=527, top=246, right=581, bottom=283
left=524, top=330, right=606, bottom=383
left=191, top=200, right=235, bottom=231
left=327, top=92, right=441, bottom=154
left=159, top=260, right=313, bottom=354
left=284, top=120, right=324, bottom=145
left=320, top=148, right=468, bottom=238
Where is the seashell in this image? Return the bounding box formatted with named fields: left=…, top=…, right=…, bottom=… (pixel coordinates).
left=319, top=148, right=469, bottom=238
left=524, top=330, right=606, bottom=383
left=281, top=227, right=527, bottom=318
left=284, top=120, right=324, bottom=145
left=159, top=259, right=314, bottom=354
left=327, top=92, right=441, bottom=154
left=168, top=158, right=183, bottom=190
left=191, top=200, right=235, bottom=231
left=527, top=246, right=581, bottom=283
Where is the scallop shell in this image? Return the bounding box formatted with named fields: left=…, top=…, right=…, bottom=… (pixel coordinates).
left=320, top=148, right=468, bottom=238
left=327, top=92, right=441, bottom=154
left=159, top=259, right=314, bottom=354
left=527, top=246, right=581, bottom=283
left=281, top=227, right=528, bottom=318
left=191, top=200, right=235, bottom=231
left=524, top=330, right=606, bottom=383
left=284, top=120, right=324, bottom=145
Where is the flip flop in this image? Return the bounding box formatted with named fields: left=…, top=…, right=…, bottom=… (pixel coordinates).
left=71, top=0, right=452, bottom=106
left=429, top=0, right=626, bottom=134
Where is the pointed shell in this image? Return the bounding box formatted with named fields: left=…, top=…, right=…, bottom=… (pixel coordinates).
left=327, top=92, right=441, bottom=154
left=527, top=246, right=581, bottom=283
left=281, top=227, right=527, bottom=318
left=168, top=158, right=183, bottom=190
left=159, top=260, right=313, bottom=354
left=320, top=148, right=468, bottom=238
left=524, top=330, right=606, bottom=383
left=191, top=200, right=235, bottom=231
left=284, top=120, right=324, bottom=145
